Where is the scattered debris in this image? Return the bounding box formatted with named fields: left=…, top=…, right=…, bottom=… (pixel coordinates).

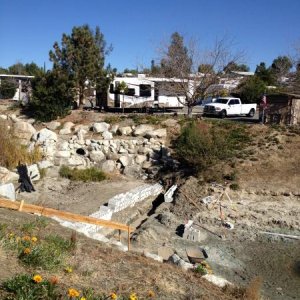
left=186, top=247, right=208, bottom=264
left=202, top=274, right=232, bottom=288
left=183, top=220, right=202, bottom=242
left=16, top=164, right=36, bottom=193
left=164, top=184, right=177, bottom=202
left=201, top=195, right=215, bottom=205
left=223, top=221, right=234, bottom=230
left=260, top=231, right=300, bottom=240
left=0, top=183, right=16, bottom=200
left=168, top=254, right=193, bottom=270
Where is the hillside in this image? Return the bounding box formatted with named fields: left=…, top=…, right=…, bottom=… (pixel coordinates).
left=0, top=104, right=299, bottom=299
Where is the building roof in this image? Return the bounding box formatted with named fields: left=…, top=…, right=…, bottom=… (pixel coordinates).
left=0, top=74, right=34, bottom=79
left=231, top=71, right=254, bottom=76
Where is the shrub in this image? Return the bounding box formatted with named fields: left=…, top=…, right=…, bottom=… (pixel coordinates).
left=59, top=165, right=107, bottom=182
left=0, top=121, right=42, bottom=169
left=29, top=70, right=74, bottom=122
left=194, top=264, right=207, bottom=275
left=175, top=121, right=251, bottom=174
left=3, top=274, right=60, bottom=300
left=18, top=234, right=74, bottom=270
left=0, top=79, right=17, bottom=99
left=229, top=183, right=240, bottom=191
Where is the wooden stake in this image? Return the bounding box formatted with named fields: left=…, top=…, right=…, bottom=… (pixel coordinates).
left=18, top=200, right=24, bottom=212
left=128, top=228, right=130, bottom=251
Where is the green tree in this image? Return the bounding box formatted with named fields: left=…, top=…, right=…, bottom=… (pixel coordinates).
left=0, top=79, right=17, bottom=99
left=255, top=62, right=275, bottom=85
left=223, top=61, right=250, bottom=73
left=160, top=32, right=192, bottom=77
left=236, top=76, right=266, bottom=103
left=49, top=25, right=109, bottom=107
left=270, top=56, right=292, bottom=84
left=24, top=62, right=44, bottom=76
left=8, top=62, right=26, bottom=75
left=0, top=67, right=8, bottom=74
left=30, top=70, right=74, bottom=121
left=198, top=64, right=214, bottom=74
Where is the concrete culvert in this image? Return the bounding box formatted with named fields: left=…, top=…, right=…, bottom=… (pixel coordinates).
left=76, top=148, right=86, bottom=156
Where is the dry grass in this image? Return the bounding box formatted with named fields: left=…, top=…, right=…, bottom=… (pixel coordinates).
left=0, top=121, right=42, bottom=169
left=243, top=277, right=263, bottom=300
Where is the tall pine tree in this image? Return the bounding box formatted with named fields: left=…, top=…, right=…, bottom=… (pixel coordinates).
left=49, top=25, right=109, bottom=107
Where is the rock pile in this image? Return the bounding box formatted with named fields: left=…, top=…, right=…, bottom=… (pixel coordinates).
left=0, top=115, right=176, bottom=180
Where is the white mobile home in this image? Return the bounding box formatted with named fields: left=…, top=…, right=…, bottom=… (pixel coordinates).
left=107, top=75, right=186, bottom=109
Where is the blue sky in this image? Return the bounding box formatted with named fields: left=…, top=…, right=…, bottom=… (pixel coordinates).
left=0, top=0, right=299, bottom=72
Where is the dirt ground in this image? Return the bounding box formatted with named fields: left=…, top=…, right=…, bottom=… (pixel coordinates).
left=1, top=107, right=299, bottom=299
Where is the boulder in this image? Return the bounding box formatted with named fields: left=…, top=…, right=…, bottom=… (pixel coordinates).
left=13, top=121, right=36, bottom=142
left=202, top=274, right=232, bottom=288
left=62, top=122, right=75, bottom=130
left=0, top=167, right=19, bottom=184
left=55, top=151, right=71, bottom=158
left=162, top=119, right=179, bottom=128
left=133, top=124, right=154, bottom=136
left=73, top=124, right=89, bottom=133
left=67, top=155, right=88, bottom=167
left=59, top=128, right=72, bottom=135
left=33, top=128, right=57, bottom=143
left=110, top=124, right=119, bottom=134
left=135, top=155, right=147, bottom=165
left=152, top=128, right=167, bottom=138
left=9, top=114, right=19, bottom=123
left=92, top=122, right=110, bottom=133
left=37, top=160, right=54, bottom=169
left=102, top=131, right=113, bottom=140
left=47, top=121, right=61, bottom=130
left=0, top=183, right=16, bottom=200
left=119, top=155, right=133, bottom=167
left=118, top=126, right=133, bottom=135
left=123, top=164, right=142, bottom=178
left=0, top=114, right=8, bottom=120
left=57, top=141, right=70, bottom=151
left=89, top=151, right=106, bottom=163
left=100, top=160, right=115, bottom=173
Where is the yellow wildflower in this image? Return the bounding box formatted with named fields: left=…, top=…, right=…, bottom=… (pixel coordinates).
left=9, top=233, right=15, bottom=239
left=129, top=293, right=138, bottom=300
left=148, top=290, right=155, bottom=298
left=80, top=298, right=86, bottom=300
left=23, top=235, right=31, bottom=241
left=33, top=275, right=43, bottom=283
left=110, top=292, right=118, bottom=300
left=68, top=288, right=80, bottom=298
left=65, top=266, right=73, bottom=273
left=31, top=236, right=38, bottom=242
left=23, top=248, right=31, bottom=254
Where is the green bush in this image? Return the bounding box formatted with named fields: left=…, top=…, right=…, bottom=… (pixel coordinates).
left=229, top=183, right=240, bottom=191
left=3, top=274, right=59, bottom=300
left=29, top=70, right=74, bottom=122
left=59, top=165, right=107, bottom=182
left=0, top=79, right=17, bottom=99
left=18, top=234, right=74, bottom=270
left=175, top=121, right=251, bottom=174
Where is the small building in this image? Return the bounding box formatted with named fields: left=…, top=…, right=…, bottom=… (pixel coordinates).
left=0, top=74, right=34, bottom=102
left=265, top=93, right=300, bottom=125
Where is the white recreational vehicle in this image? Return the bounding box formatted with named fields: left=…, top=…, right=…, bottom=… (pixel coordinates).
left=107, top=74, right=186, bottom=109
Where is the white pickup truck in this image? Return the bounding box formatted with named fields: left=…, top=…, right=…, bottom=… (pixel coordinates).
left=203, top=97, right=257, bottom=118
